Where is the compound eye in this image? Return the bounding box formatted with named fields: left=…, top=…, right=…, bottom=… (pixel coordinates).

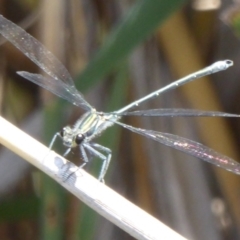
left=59, top=129, right=64, bottom=137
left=75, top=134, right=84, bottom=145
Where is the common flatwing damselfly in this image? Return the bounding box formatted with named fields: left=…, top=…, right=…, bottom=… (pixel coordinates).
left=0, top=14, right=239, bottom=182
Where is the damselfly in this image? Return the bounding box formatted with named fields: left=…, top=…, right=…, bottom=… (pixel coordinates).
left=0, top=15, right=239, bottom=182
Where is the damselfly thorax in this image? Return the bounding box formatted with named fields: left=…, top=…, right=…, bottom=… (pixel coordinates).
left=60, top=109, right=120, bottom=148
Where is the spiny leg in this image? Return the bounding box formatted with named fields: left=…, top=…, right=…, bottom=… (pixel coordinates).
left=79, top=144, right=89, bottom=169
left=83, top=143, right=112, bottom=183
left=45, top=132, right=64, bottom=163
left=49, top=132, right=61, bottom=149
left=49, top=132, right=72, bottom=157
left=60, top=145, right=87, bottom=182
left=63, top=148, right=71, bottom=157
left=64, top=144, right=89, bottom=170
left=90, top=143, right=112, bottom=182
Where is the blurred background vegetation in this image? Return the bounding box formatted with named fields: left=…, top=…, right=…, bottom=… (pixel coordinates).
left=1, top=0, right=240, bottom=239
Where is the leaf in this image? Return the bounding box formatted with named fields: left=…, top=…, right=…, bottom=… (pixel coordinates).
left=76, top=0, right=187, bottom=91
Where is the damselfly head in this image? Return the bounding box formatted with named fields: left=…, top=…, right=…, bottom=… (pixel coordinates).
left=60, top=126, right=76, bottom=148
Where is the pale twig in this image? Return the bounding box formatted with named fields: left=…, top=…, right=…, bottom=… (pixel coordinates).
left=0, top=116, right=187, bottom=240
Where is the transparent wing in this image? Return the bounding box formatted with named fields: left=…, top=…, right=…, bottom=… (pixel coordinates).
left=118, top=109, right=240, bottom=117
left=17, top=72, right=90, bottom=110
left=0, top=15, right=93, bottom=110
left=115, top=121, right=240, bottom=174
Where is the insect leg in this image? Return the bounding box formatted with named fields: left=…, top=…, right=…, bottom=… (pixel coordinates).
left=83, top=143, right=112, bottom=183
left=49, top=132, right=61, bottom=149
left=90, top=143, right=112, bottom=181
left=79, top=144, right=89, bottom=169
left=63, top=148, right=71, bottom=157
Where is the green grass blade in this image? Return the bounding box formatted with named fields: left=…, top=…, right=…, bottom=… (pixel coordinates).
left=76, top=0, right=187, bottom=91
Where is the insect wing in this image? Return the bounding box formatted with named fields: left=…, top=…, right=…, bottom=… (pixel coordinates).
left=119, top=109, right=240, bottom=117
left=17, top=71, right=91, bottom=110
left=0, top=15, right=93, bottom=110
left=116, top=121, right=240, bottom=174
